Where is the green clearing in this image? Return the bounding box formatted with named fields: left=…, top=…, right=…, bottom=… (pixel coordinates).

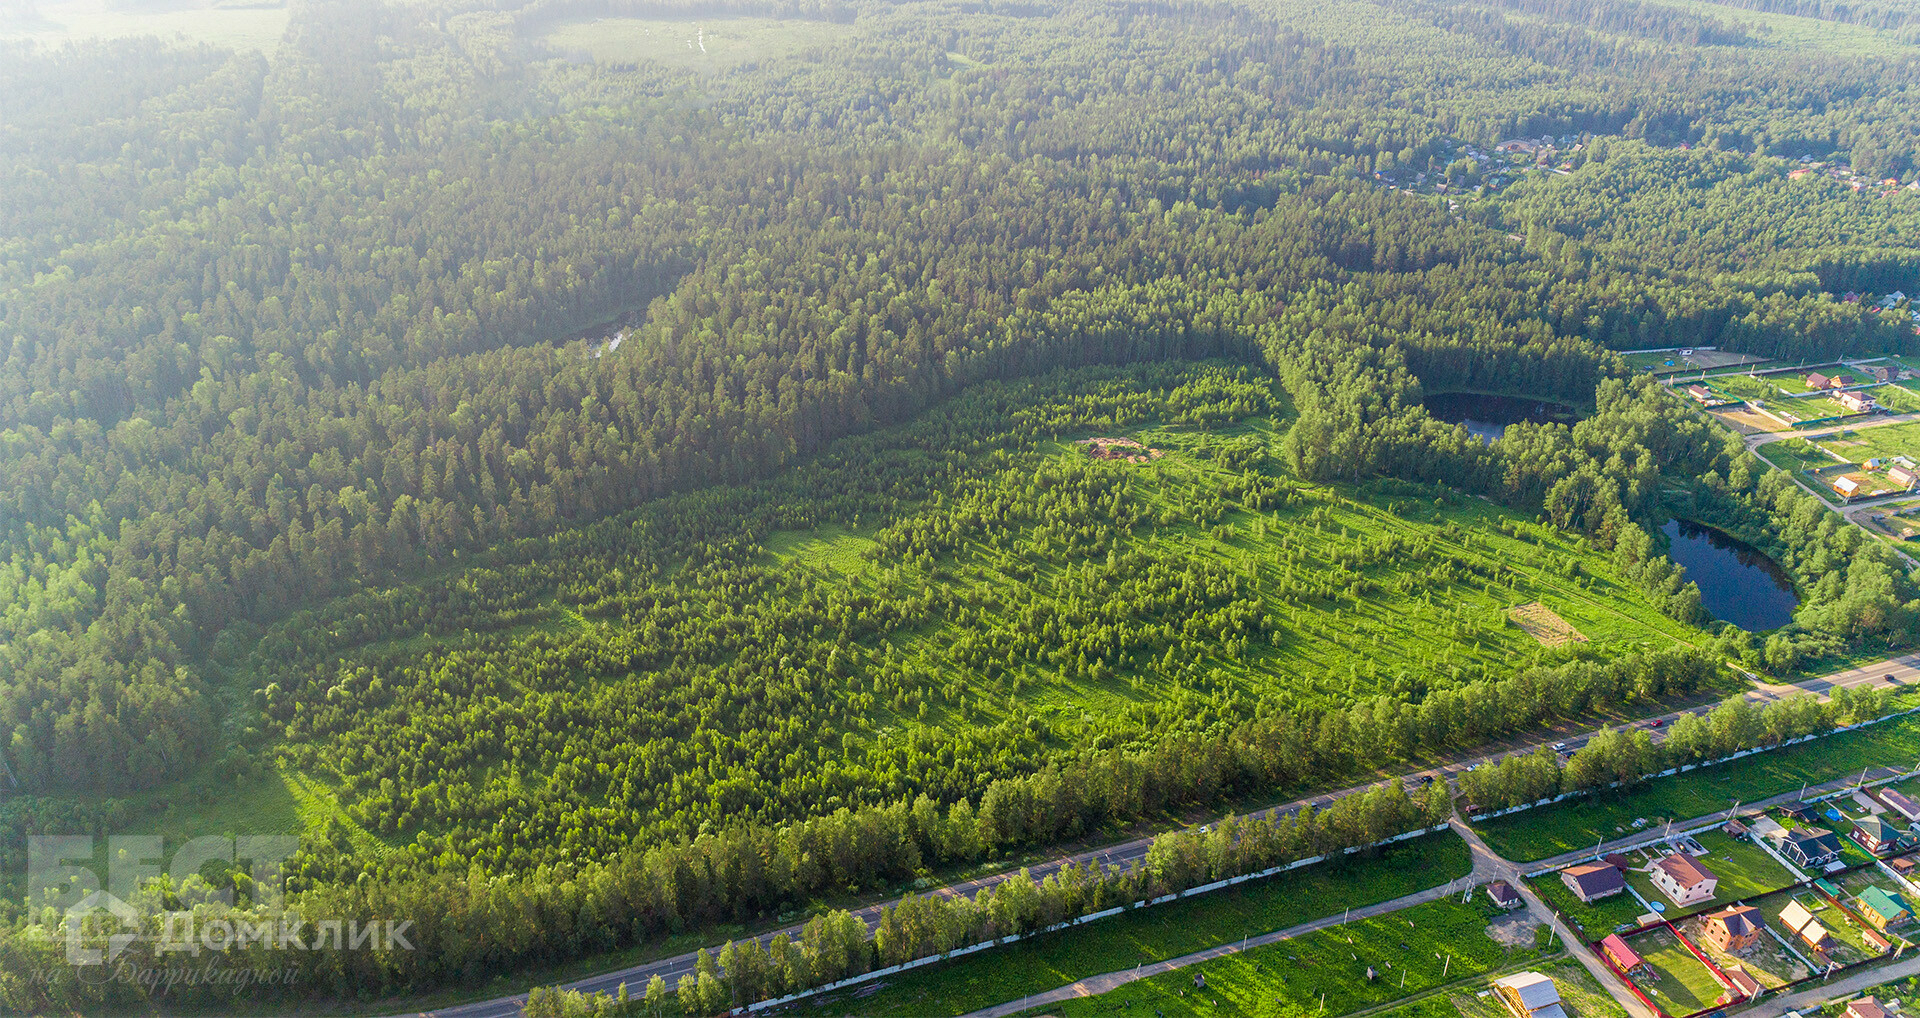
left=1368, top=956, right=1630, bottom=1018
left=1626, top=926, right=1728, bottom=1015
left=538, top=16, right=851, bottom=68
left=1689, top=831, right=1802, bottom=902
left=1472, top=712, right=1920, bottom=862
left=813, top=833, right=1471, bottom=1017
left=1528, top=872, right=1647, bottom=938
left=1665, top=0, right=1916, bottom=55
left=0, top=0, right=289, bottom=50
left=1010, top=898, right=1542, bottom=1018
left=1762, top=437, right=1845, bottom=474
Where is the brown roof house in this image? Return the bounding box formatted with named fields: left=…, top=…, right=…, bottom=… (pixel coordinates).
left=1720, top=969, right=1763, bottom=1005
left=1490, top=880, right=1525, bottom=910
left=1702, top=905, right=1764, bottom=952
left=1876, top=787, right=1920, bottom=820
left=1807, top=371, right=1833, bottom=389
left=1561, top=862, right=1627, bottom=903
left=1848, top=998, right=1889, bottom=1018
left=1650, top=854, right=1719, bottom=907
left=1838, top=390, right=1877, bottom=413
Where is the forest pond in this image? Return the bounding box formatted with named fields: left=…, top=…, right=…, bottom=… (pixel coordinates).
left=1422, top=392, right=1581, bottom=443
left=1661, top=519, right=1799, bottom=631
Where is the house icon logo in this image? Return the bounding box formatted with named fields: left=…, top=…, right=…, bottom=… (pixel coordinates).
left=64, top=890, right=141, bottom=967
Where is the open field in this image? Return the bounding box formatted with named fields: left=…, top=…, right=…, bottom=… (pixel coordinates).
left=1009, top=898, right=1541, bottom=1018
left=1471, top=712, right=1920, bottom=862
left=1658, top=0, right=1918, bottom=54
left=538, top=15, right=851, bottom=68
left=813, top=834, right=1470, bottom=1017
left=1509, top=601, right=1588, bottom=647
left=1367, top=956, right=1630, bottom=1018
left=1764, top=437, right=1844, bottom=474
left=0, top=0, right=288, bottom=49
left=1623, top=351, right=1774, bottom=374
left=1625, top=926, right=1727, bottom=1015
left=1804, top=420, right=1920, bottom=467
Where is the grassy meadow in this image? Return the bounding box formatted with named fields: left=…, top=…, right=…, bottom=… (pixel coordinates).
left=812, top=833, right=1471, bottom=1017
left=1016, top=898, right=1547, bottom=1018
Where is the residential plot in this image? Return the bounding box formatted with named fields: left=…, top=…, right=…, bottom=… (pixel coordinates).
left=1677, top=911, right=1812, bottom=989
left=1623, top=926, right=1730, bottom=1016
left=1691, top=831, right=1802, bottom=900
left=1751, top=887, right=1878, bottom=967
left=1529, top=870, right=1647, bottom=937
left=1372, top=958, right=1631, bottom=1018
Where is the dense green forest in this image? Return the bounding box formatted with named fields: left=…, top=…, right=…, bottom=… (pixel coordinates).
left=7, top=0, right=1920, bottom=1007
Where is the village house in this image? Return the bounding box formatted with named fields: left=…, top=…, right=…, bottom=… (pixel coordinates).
left=1837, top=390, right=1877, bottom=414
left=1723, top=817, right=1751, bottom=840
left=1853, top=816, right=1905, bottom=856
left=1848, top=998, right=1890, bottom=1018
left=1856, top=886, right=1912, bottom=931
left=1702, top=904, right=1764, bottom=952
left=1890, top=856, right=1919, bottom=881
left=1600, top=933, right=1647, bottom=975
left=1650, top=854, right=1718, bottom=907
left=1780, top=899, right=1835, bottom=953
left=1561, top=862, right=1627, bottom=902
left=1489, top=880, right=1524, bottom=910
left=1836, top=476, right=1861, bottom=498
left=1782, top=801, right=1824, bottom=822
left=1867, top=364, right=1895, bottom=383
left=1807, top=371, right=1832, bottom=389
left=1887, top=466, right=1919, bottom=493
left=1493, top=972, right=1568, bottom=1018
left=1876, top=787, right=1920, bottom=821
left=1773, top=826, right=1843, bottom=868
left=1687, top=384, right=1715, bottom=403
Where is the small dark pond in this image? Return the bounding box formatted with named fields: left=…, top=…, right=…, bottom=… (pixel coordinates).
left=1422, top=392, right=1581, bottom=444
left=1660, top=519, right=1799, bottom=632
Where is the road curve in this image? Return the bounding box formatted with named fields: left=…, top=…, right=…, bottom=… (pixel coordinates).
left=408, top=655, right=1920, bottom=1018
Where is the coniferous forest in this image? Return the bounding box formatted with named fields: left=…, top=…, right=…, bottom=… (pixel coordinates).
left=6, top=0, right=1920, bottom=1008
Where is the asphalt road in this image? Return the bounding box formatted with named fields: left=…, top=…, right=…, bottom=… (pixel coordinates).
left=410, top=654, right=1920, bottom=1018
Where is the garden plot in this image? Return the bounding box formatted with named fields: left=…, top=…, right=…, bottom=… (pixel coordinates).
left=1529, top=872, right=1647, bottom=937
left=1622, top=926, right=1731, bottom=1016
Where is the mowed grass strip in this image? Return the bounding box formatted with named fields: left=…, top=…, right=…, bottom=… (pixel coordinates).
left=1473, top=711, right=1920, bottom=862
left=1628, top=927, right=1728, bottom=1015
left=1029, top=897, right=1541, bottom=1018
left=812, top=833, right=1470, bottom=1017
